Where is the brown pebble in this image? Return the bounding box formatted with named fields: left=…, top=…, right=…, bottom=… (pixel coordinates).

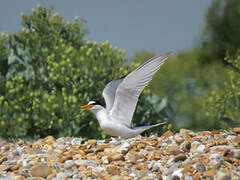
left=182, top=141, right=191, bottom=152
left=221, top=148, right=229, bottom=156
left=29, top=164, right=52, bottom=178
left=203, top=169, right=216, bottom=178
left=58, top=155, right=73, bottom=163
left=162, top=130, right=174, bottom=138
left=86, top=139, right=97, bottom=146
left=183, top=164, right=195, bottom=174
left=76, top=150, right=86, bottom=157
left=232, top=127, right=240, bottom=133
left=211, top=130, right=220, bottom=135
left=1, top=145, right=10, bottom=152
left=154, top=151, right=163, bottom=160
left=223, top=156, right=238, bottom=165
left=193, top=174, right=201, bottom=180
left=166, top=145, right=181, bottom=155
left=125, top=151, right=144, bottom=163
left=95, top=144, right=108, bottom=153
left=199, top=131, right=211, bottom=136
left=44, top=136, right=55, bottom=145
left=231, top=136, right=240, bottom=147
left=174, top=153, right=187, bottom=162
left=106, top=166, right=120, bottom=175
left=10, top=165, right=19, bottom=171
left=107, top=151, right=124, bottom=162
left=217, top=139, right=228, bottom=145
left=179, top=129, right=194, bottom=135
left=112, top=160, right=125, bottom=167
left=84, top=149, right=94, bottom=154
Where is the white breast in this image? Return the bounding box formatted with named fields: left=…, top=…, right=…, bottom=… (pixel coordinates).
left=94, top=110, right=124, bottom=137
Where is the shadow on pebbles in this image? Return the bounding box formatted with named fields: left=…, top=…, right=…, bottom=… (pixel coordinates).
left=0, top=128, right=240, bottom=179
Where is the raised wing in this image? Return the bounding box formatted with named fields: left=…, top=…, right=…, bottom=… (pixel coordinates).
left=109, top=52, right=171, bottom=127
left=102, top=78, right=124, bottom=111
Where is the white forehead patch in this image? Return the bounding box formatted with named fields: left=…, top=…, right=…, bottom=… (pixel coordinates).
left=88, top=101, right=96, bottom=105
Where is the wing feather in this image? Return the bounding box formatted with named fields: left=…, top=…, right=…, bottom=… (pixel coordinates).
left=109, top=52, right=171, bottom=127
left=102, top=78, right=124, bottom=111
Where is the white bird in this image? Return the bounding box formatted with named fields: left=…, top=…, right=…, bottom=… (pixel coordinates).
left=81, top=52, right=171, bottom=138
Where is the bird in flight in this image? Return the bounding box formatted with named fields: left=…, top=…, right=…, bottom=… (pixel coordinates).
left=81, top=52, right=171, bottom=138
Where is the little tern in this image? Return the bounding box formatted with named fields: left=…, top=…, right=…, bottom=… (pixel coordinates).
left=81, top=52, right=171, bottom=138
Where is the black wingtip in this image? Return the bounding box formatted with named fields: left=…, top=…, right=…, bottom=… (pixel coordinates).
left=119, top=74, right=127, bottom=80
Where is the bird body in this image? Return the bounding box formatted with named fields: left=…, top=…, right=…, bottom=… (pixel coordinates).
left=89, top=104, right=167, bottom=138
left=81, top=52, right=171, bottom=138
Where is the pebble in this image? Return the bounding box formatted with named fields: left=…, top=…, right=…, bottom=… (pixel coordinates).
left=0, top=128, right=239, bottom=179
left=172, top=168, right=183, bottom=178
left=54, top=172, right=72, bottom=179
left=232, top=149, right=240, bottom=159
left=194, top=163, right=206, bottom=172
left=185, top=176, right=194, bottom=180
left=216, top=171, right=231, bottom=180
left=106, top=149, right=125, bottom=162
left=174, top=153, right=187, bottom=162
left=29, top=164, right=52, bottom=178
left=162, top=130, right=174, bottom=138
left=232, top=127, right=240, bottom=133
left=167, top=174, right=181, bottom=180
left=74, top=159, right=97, bottom=166
left=125, top=151, right=144, bottom=163
left=117, top=142, right=131, bottom=154
left=196, top=144, right=205, bottom=152
left=209, top=153, right=224, bottom=168
left=70, top=138, right=83, bottom=145
left=63, top=160, right=75, bottom=169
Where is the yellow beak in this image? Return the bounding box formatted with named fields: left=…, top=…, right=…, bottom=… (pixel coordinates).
left=80, top=104, right=92, bottom=111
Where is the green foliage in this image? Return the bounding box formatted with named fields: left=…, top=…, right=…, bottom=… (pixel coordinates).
left=204, top=52, right=240, bottom=129
left=0, top=6, right=167, bottom=139
left=0, top=34, right=9, bottom=100
left=0, top=33, right=9, bottom=77
left=198, top=0, right=240, bottom=64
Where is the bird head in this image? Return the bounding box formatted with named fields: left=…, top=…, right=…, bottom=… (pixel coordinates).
left=80, top=100, right=104, bottom=112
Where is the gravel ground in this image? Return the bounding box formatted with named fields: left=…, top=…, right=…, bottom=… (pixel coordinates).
left=0, top=128, right=240, bottom=180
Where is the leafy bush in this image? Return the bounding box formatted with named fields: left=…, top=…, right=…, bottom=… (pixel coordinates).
left=0, top=33, right=9, bottom=95
left=198, top=0, right=240, bottom=64
left=204, top=52, right=240, bottom=129
left=0, top=33, right=9, bottom=76
left=0, top=6, right=167, bottom=139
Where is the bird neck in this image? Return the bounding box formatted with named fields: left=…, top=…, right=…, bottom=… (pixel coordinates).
left=94, top=107, right=109, bottom=125
left=90, top=105, right=106, bottom=115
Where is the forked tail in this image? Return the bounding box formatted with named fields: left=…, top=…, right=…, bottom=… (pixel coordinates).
left=132, top=122, right=168, bottom=134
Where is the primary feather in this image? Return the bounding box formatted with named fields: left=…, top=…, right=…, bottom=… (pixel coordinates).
left=108, top=52, right=171, bottom=127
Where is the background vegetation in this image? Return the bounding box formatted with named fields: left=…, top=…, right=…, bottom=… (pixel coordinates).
left=0, top=0, right=240, bottom=140
left=132, top=0, right=240, bottom=131
left=0, top=6, right=168, bottom=139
